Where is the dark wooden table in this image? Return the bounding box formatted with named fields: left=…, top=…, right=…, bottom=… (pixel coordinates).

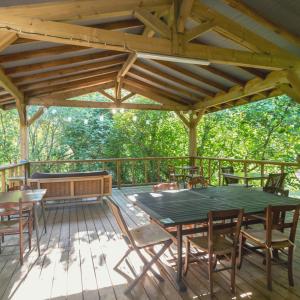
left=222, top=172, right=269, bottom=187
left=131, top=186, right=300, bottom=291
left=0, top=189, right=47, bottom=255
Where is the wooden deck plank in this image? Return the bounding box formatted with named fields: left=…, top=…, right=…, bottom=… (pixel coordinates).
left=0, top=186, right=300, bottom=300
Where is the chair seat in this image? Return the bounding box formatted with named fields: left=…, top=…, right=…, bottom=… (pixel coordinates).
left=242, top=229, right=290, bottom=246
left=130, top=223, right=172, bottom=248
left=188, top=235, right=233, bottom=254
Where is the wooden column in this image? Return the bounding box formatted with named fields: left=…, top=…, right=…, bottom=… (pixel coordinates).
left=20, top=105, right=29, bottom=160
left=175, top=110, right=205, bottom=165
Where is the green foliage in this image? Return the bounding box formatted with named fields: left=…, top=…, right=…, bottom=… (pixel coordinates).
left=0, top=95, right=299, bottom=169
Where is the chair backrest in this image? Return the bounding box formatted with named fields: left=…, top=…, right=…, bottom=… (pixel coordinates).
left=221, top=166, right=234, bottom=174
left=221, top=166, right=239, bottom=185
left=152, top=182, right=179, bottom=192
left=106, top=197, right=135, bottom=246
left=0, top=198, right=30, bottom=220
left=187, top=176, right=208, bottom=189
left=208, top=209, right=244, bottom=253
left=263, top=173, right=286, bottom=194
left=265, top=205, right=300, bottom=246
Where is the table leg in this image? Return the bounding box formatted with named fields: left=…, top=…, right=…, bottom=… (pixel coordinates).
left=176, top=225, right=187, bottom=292
left=33, top=204, right=41, bottom=256
left=41, top=201, right=47, bottom=233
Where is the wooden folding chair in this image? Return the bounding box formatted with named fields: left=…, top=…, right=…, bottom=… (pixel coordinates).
left=239, top=204, right=300, bottom=290
left=0, top=198, right=33, bottom=265
left=184, top=209, right=244, bottom=297
left=107, top=197, right=173, bottom=294
left=167, top=165, right=185, bottom=184
left=263, top=173, right=288, bottom=196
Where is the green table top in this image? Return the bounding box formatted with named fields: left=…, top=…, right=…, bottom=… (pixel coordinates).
left=132, top=186, right=300, bottom=227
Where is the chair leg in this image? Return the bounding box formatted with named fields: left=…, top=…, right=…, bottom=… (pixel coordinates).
left=231, top=249, right=237, bottom=295
left=142, top=247, right=164, bottom=282
left=208, top=253, right=214, bottom=298
left=288, top=246, right=294, bottom=286
left=125, top=241, right=170, bottom=294
left=114, top=248, right=132, bottom=270
left=184, top=239, right=190, bottom=276
left=238, top=234, right=245, bottom=269
left=28, top=216, right=33, bottom=251
left=265, top=249, right=272, bottom=290
left=19, top=227, right=24, bottom=266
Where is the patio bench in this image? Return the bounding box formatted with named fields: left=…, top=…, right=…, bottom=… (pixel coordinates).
left=27, top=171, right=112, bottom=206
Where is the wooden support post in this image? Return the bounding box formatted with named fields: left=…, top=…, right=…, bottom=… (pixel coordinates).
left=260, top=163, right=265, bottom=187
left=1, top=170, right=6, bottom=192
left=20, top=121, right=29, bottom=161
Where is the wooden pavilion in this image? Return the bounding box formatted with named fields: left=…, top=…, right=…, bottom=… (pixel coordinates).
left=0, top=0, right=299, bottom=161
left=0, top=1, right=300, bottom=299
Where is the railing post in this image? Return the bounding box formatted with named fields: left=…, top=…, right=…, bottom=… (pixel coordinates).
left=243, top=162, right=248, bottom=176
left=157, top=160, right=161, bottom=182
left=1, top=170, right=6, bottom=192
left=132, top=161, right=136, bottom=185
left=144, top=160, right=148, bottom=184
left=208, top=159, right=211, bottom=185
left=117, top=160, right=121, bottom=189
left=218, top=160, right=222, bottom=186
left=260, top=163, right=265, bottom=187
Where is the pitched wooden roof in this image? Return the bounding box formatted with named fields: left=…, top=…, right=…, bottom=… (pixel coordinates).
left=0, top=0, right=299, bottom=122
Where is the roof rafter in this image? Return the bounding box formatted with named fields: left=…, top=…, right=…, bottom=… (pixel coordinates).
left=0, top=0, right=171, bottom=22
left=134, top=8, right=171, bottom=38
left=0, top=32, right=18, bottom=52
left=223, top=0, right=300, bottom=49
left=192, top=2, right=296, bottom=58
left=177, top=0, right=194, bottom=33
left=0, top=32, right=26, bottom=124
left=0, top=14, right=296, bottom=70
left=194, top=69, right=289, bottom=109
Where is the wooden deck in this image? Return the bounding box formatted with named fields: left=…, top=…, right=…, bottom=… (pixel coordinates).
left=1, top=186, right=300, bottom=300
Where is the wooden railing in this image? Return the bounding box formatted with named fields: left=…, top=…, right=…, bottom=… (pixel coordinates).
left=0, top=156, right=299, bottom=191
left=0, top=162, right=29, bottom=192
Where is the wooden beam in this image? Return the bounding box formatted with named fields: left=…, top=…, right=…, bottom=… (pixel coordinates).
left=0, top=45, right=85, bottom=64
left=0, top=67, right=25, bottom=124
left=124, top=77, right=189, bottom=105
left=134, top=60, right=209, bottom=95
left=0, top=32, right=17, bottom=52
left=14, top=57, right=125, bottom=85
left=0, top=14, right=296, bottom=70
left=123, top=80, right=189, bottom=109
left=278, top=84, right=300, bottom=104
left=184, top=19, right=215, bottom=42
left=286, top=69, right=300, bottom=98
left=175, top=111, right=189, bottom=127
left=27, top=106, right=45, bottom=126
left=0, top=0, right=171, bottom=22
left=177, top=0, right=194, bottom=33
left=27, top=74, right=116, bottom=98
left=154, top=60, right=225, bottom=92
left=98, top=89, right=115, bottom=102
left=29, top=82, right=115, bottom=103
left=192, top=2, right=295, bottom=58
left=117, top=53, right=137, bottom=81
left=127, top=68, right=200, bottom=103
left=28, top=97, right=183, bottom=111
left=5, top=50, right=123, bottom=76
left=200, top=65, right=245, bottom=86
left=20, top=66, right=120, bottom=92
left=223, top=0, right=300, bottom=49
left=134, top=8, right=171, bottom=38
left=121, top=92, right=135, bottom=102
left=194, top=69, right=289, bottom=109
